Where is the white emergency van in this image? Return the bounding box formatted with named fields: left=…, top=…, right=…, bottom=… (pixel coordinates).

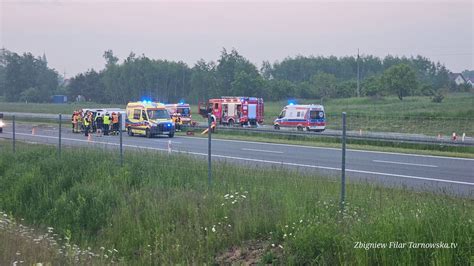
left=273, top=104, right=326, bottom=132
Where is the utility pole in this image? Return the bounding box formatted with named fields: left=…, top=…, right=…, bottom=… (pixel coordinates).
left=357, top=49, right=360, bottom=97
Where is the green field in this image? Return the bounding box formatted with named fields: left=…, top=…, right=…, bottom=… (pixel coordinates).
left=0, top=141, right=472, bottom=264
left=1, top=93, right=473, bottom=135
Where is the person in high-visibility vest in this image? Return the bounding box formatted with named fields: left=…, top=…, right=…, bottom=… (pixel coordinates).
left=176, top=114, right=182, bottom=131
left=103, top=113, right=110, bottom=136
left=84, top=112, right=92, bottom=137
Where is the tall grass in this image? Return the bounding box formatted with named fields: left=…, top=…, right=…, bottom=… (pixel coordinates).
left=0, top=142, right=472, bottom=264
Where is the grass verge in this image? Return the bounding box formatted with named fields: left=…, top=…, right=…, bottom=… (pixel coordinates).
left=0, top=141, right=472, bottom=264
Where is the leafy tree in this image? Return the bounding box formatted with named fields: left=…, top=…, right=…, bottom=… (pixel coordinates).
left=2, top=50, right=58, bottom=102
left=309, top=72, right=337, bottom=98
left=362, top=76, right=383, bottom=97
left=103, top=50, right=119, bottom=67
left=19, top=87, right=41, bottom=102
left=69, top=69, right=105, bottom=102
left=337, top=80, right=357, bottom=98
left=231, top=71, right=265, bottom=97
left=190, top=59, right=217, bottom=102
left=264, top=79, right=296, bottom=101
left=216, top=48, right=261, bottom=96
left=381, top=64, right=418, bottom=100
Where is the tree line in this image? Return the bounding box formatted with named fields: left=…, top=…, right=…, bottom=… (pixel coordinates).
left=0, top=47, right=471, bottom=104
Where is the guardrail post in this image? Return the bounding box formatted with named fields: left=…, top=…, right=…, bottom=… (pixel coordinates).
left=58, top=114, right=62, bottom=158
left=340, top=112, right=347, bottom=210
left=12, top=115, right=16, bottom=153
left=208, top=113, right=212, bottom=186
left=119, top=113, right=123, bottom=167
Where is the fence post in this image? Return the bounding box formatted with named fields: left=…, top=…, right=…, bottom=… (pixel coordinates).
left=58, top=114, right=62, bottom=158
left=12, top=115, right=16, bottom=153
left=119, top=113, right=123, bottom=167
left=208, top=113, right=212, bottom=186
left=340, top=112, right=347, bottom=210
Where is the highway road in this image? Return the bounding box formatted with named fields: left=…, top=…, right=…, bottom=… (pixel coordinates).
left=3, top=111, right=473, bottom=146
left=1, top=122, right=473, bottom=197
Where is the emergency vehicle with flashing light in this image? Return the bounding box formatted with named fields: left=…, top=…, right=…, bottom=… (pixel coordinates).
left=165, top=103, right=192, bottom=125
left=274, top=104, right=326, bottom=132
left=198, top=96, right=264, bottom=126
left=125, top=101, right=175, bottom=138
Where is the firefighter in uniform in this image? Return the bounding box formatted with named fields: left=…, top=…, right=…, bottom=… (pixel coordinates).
left=71, top=112, right=76, bottom=132
left=72, top=112, right=78, bottom=133
left=111, top=112, right=119, bottom=135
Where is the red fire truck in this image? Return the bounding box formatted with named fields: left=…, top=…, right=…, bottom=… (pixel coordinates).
left=198, top=97, right=264, bottom=126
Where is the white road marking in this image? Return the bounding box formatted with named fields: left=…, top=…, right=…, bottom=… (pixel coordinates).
left=241, top=148, right=283, bottom=154
left=184, top=136, right=474, bottom=161
left=5, top=132, right=474, bottom=187
left=373, top=160, right=438, bottom=168
left=156, top=140, right=182, bottom=144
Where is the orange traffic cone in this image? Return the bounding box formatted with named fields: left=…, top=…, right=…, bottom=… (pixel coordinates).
left=32, top=127, right=36, bottom=135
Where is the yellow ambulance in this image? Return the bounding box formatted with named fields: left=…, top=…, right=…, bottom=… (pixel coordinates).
left=125, top=101, right=175, bottom=138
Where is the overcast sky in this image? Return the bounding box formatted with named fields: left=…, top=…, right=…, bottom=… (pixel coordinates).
left=1, top=0, right=472, bottom=77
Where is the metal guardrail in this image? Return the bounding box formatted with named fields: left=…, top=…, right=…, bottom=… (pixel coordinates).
left=188, top=124, right=474, bottom=147
left=2, top=112, right=473, bottom=147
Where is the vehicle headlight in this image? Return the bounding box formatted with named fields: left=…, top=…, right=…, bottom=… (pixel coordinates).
left=0, top=120, right=4, bottom=127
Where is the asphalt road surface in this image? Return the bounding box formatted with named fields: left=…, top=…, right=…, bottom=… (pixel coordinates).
left=1, top=122, right=473, bottom=197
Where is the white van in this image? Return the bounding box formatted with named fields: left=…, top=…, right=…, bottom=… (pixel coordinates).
left=273, top=104, right=326, bottom=132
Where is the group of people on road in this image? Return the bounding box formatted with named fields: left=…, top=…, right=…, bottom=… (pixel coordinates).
left=71, top=110, right=120, bottom=137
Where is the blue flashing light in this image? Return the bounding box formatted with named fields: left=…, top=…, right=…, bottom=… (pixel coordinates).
left=140, top=97, right=153, bottom=104
left=288, top=99, right=297, bottom=106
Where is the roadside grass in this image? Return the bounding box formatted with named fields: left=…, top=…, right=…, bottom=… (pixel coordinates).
left=0, top=141, right=472, bottom=264
left=177, top=129, right=474, bottom=159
